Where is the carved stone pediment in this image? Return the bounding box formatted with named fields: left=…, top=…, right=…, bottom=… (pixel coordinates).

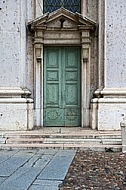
left=28, top=8, right=96, bottom=31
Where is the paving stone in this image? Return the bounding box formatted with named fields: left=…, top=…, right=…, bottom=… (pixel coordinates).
left=29, top=180, right=62, bottom=190
left=0, top=149, right=76, bottom=190
left=38, top=150, right=76, bottom=181
left=37, top=149, right=58, bottom=155
left=0, top=150, right=36, bottom=176
left=0, top=154, right=53, bottom=190
left=0, top=150, right=19, bottom=163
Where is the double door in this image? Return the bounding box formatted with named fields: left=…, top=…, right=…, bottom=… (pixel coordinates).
left=44, top=47, right=81, bottom=126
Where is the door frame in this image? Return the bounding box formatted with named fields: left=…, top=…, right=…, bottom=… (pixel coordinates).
left=34, top=37, right=91, bottom=128
left=29, top=9, right=96, bottom=128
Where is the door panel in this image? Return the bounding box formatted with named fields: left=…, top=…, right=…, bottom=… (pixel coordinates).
left=64, top=47, right=80, bottom=126
left=46, top=84, right=59, bottom=105
left=44, top=47, right=80, bottom=126
left=65, top=84, right=78, bottom=105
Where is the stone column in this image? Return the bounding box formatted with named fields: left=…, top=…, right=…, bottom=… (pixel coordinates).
left=34, top=42, right=43, bottom=127
left=81, top=30, right=91, bottom=127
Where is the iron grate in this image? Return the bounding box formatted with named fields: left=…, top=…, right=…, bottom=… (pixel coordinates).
left=44, top=0, right=80, bottom=13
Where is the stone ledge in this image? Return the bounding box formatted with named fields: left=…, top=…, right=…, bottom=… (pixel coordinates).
left=95, top=88, right=126, bottom=98
left=0, top=87, right=31, bottom=98
left=0, top=98, right=33, bottom=103
left=91, top=98, right=126, bottom=103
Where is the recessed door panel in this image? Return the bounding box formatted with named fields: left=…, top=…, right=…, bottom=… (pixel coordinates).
left=46, top=84, right=59, bottom=106
left=44, top=47, right=80, bottom=126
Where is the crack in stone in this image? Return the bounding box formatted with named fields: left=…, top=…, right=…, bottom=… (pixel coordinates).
left=0, top=150, right=39, bottom=185
left=31, top=157, right=42, bottom=167
left=27, top=152, right=57, bottom=190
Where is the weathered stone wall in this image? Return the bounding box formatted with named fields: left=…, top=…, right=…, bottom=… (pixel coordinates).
left=0, top=0, right=21, bottom=86
left=0, top=0, right=27, bottom=87
left=105, top=0, right=126, bottom=88
left=0, top=0, right=36, bottom=96
left=0, top=1, right=34, bottom=130
left=0, top=0, right=98, bottom=95
left=91, top=0, right=126, bottom=130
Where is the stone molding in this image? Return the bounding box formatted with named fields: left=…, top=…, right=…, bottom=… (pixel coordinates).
left=94, top=88, right=126, bottom=98
left=0, top=87, right=31, bottom=98
left=0, top=98, right=33, bottom=103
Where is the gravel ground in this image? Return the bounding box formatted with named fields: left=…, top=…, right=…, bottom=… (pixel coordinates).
left=58, top=150, right=126, bottom=190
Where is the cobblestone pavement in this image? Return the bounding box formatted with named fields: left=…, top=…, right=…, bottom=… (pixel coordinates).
left=0, top=149, right=76, bottom=190
left=59, top=150, right=126, bottom=190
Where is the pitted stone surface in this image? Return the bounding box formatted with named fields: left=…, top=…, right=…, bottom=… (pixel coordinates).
left=105, top=0, right=126, bottom=88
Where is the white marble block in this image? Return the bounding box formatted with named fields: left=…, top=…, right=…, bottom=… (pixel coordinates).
left=91, top=89, right=126, bottom=130
left=97, top=99, right=126, bottom=130
left=0, top=88, right=33, bottom=131
left=0, top=99, right=33, bottom=131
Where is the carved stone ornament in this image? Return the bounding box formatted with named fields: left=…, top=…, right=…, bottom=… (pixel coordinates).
left=28, top=7, right=96, bottom=45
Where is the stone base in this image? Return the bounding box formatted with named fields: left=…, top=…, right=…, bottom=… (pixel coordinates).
left=91, top=98, right=126, bottom=130
left=0, top=87, right=34, bottom=131
left=91, top=88, right=126, bottom=130
left=0, top=98, right=33, bottom=131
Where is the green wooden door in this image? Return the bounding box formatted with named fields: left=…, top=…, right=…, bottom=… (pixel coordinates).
left=44, top=47, right=80, bottom=126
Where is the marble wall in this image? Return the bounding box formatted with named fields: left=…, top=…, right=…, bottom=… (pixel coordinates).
left=0, top=0, right=34, bottom=130
left=105, top=0, right=126, bottom=88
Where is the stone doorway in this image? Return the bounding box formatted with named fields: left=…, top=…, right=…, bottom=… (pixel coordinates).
left=28, top=8, right=96, bottom=128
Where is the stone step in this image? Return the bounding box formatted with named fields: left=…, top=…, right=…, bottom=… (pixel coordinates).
left=6, top=138, right=102, bottom=144
left=101, top=138, right=121, bottom=145
left=44, top=138, right=102, bottom=144
left=1, top=133, right=121, bottom=139
left=6, top=137, right=121, bottom=145
left=0, top=129, right=122, bottom=150
left=44, top=138, right=121, bottom=145
left=0, top=143, right=122, bottom=151
left=6, top=138, right=44, bottom=144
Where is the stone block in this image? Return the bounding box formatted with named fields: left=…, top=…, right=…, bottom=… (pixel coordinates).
left=38, top=150, right=76, bottom=180
left=0, top=98, right=33, bottom=130
left=91, top=98, right=126, bottom=130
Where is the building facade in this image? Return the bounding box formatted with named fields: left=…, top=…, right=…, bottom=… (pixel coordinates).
left=0, top=0, right=126, bottom=131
